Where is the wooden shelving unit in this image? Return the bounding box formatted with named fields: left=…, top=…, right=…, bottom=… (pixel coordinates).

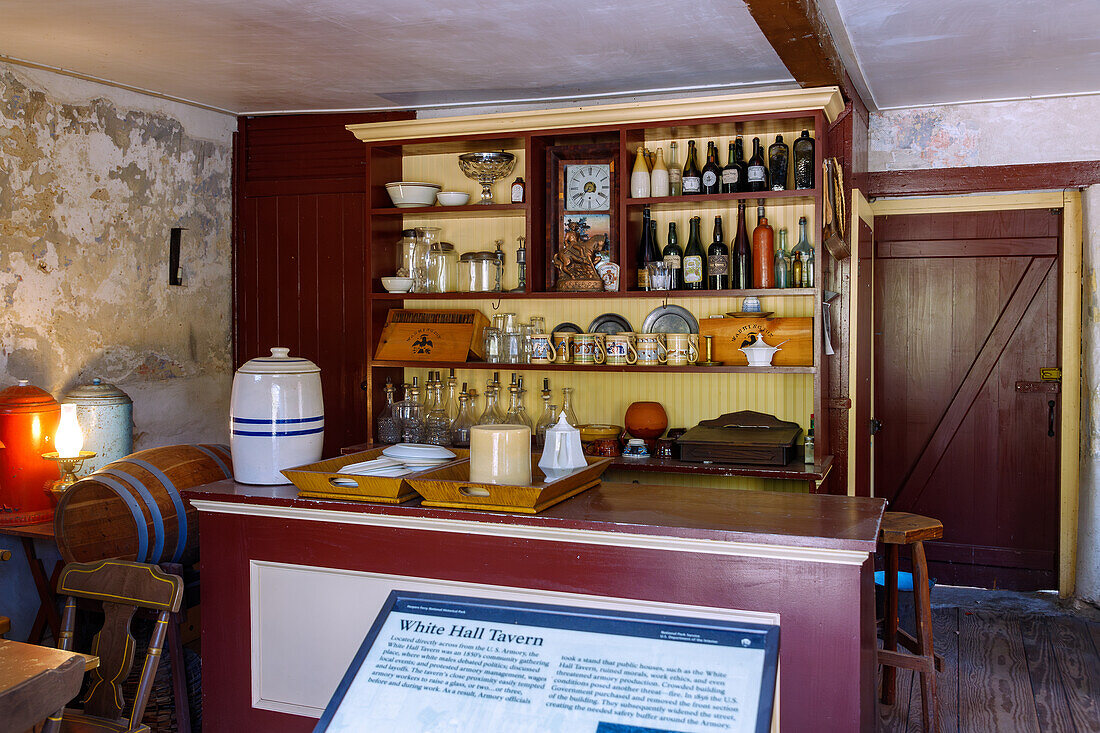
left=349, top=90, right=842, bottom=490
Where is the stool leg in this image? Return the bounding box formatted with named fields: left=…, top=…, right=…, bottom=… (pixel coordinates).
left=912, top=540, right=938, bottom=733
left=881, top=542, right=899, bottom=705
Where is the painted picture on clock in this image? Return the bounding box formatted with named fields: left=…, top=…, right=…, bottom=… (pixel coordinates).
left=562, top=214, right=612, bottom=263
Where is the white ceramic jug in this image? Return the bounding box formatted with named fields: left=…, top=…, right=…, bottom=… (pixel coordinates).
left=230, top=348, right=323, bottom=484
left=538, top=412, right=587, bottom=480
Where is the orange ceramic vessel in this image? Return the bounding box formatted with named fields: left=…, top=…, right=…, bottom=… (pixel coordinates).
left=624, top=401, right=668, bottom=440
left=0, top=380, right=61, bottom=525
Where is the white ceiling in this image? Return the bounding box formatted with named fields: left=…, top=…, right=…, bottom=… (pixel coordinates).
left=829, top=0, right=1100, bottom=109
left=0, top=0, right=794, bottom=114
left=0, top=0, right=1097, bottom=114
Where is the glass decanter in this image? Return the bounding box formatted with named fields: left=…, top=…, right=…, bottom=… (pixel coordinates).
left=476, top=383, right=503, bottom=426
left=444, top=369, right=460, bottom=423
left=451, top=383, right=475, bottom=448
left=424, top=379, right=453, bottom=446
left=489, top=372, right=506, bottom=422
left=534, top=379, right=556, bottom=447
left=560, top=386, right=580, bottom=427
left=397, top=381, right=425, bottom=443
left=422, top=372, right=438, bottom=413
left=375, top=379, right=401, bottom=444
left=503, top=375, right=533, bottom=430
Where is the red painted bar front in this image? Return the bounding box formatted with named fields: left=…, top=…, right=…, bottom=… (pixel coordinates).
left=183, top=480, right=884, bottom=732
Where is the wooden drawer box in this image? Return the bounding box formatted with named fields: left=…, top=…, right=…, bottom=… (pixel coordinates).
left=374, top=309, right=489, bottom=362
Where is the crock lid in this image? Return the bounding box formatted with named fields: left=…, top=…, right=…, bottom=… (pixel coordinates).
left=62, top=378, right=133, bottom=406
left=0, top=379, right=60, bottom=414
left=237, top=347, right=320, bottom=375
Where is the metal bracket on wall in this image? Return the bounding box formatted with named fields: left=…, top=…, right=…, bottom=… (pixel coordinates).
left=169, top=227, right=186, bottom=286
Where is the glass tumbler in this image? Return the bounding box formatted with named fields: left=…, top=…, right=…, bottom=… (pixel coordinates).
left=503, top=332, right=523, bottom=364
left=483, top=327, right=503, bottom=363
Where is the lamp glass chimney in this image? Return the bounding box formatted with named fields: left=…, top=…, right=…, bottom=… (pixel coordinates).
left=55, top=404, right=83, bottom=458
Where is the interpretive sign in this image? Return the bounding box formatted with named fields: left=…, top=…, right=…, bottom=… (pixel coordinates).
left=314, top=591, right=779, bottom=733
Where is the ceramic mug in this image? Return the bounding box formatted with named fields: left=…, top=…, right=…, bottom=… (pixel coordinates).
left=573, top=334, right=606, bottom=365
left=636, top=334, right=667, bottom=365
left=605, top=334, right=638, bottom=365
left=527, top=333, right=556, bottom=364
left=688, top=334, right=699, bottom=364
left=552, top=332, right=574, bottom=364
left=665, top=333, right=698, bottom=366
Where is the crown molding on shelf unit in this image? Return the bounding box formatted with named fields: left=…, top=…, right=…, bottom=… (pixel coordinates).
left=346, top=87, right=844, bottom=143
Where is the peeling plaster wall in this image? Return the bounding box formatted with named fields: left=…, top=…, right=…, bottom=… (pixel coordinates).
left=0, top=61, right=234, bottom=449
left=869, top=95, right=1100, bottom=600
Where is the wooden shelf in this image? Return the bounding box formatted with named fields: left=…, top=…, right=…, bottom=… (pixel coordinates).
left=607, top=453, right=833, bottom=482
left=370, top=203, right=526, bottom=217
left=372, top=288, right=816, bottom=300
left=369, top=361, right=814, bottom=374
left=626, top=189, right=815, bottom=212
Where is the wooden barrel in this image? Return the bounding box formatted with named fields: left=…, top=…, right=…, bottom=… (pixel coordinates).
left=54, top=444, right=232, bottom=565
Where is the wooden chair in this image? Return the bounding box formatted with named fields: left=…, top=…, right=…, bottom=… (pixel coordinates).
left=878, top=511, right=944, bottom=733
left=44, top=559, right=183, bottom=733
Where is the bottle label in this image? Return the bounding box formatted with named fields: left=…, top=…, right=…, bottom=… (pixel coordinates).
left=683, top=255, right=703, bottom=283
left=668, top=169, right=682, bottom=184
left=721, top=169, right=739, bottom=185
left=708, top=254, right=729, bottom=275
left=682, top=176, right=701, bottom=193
left=637, top=268, right=650, bottom=288
left=511, top=184, right=524, bottom=202
left=701, top=170, right=718, bottom=188
left=747, top=165, right=765, bottom=183
left=664, top=253, right=681, bottom=269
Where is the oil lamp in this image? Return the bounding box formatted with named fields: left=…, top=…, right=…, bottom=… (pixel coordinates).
left=42, top=404, right=96, bottom=499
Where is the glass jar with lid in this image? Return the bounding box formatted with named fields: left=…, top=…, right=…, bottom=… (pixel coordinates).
left=428, top=242, right=458, bottom=293
left=459, top=251, right=503, bottom=292
left=413, top=227, right=441, bottom=293
left=396, top=229, right=418, bottom=277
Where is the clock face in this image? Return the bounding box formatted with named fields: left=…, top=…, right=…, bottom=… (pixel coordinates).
left=565, top=164, right=612, bottom=211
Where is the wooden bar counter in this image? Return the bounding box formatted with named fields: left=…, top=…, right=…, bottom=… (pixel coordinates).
left=182, top=479, right=884, bottom=732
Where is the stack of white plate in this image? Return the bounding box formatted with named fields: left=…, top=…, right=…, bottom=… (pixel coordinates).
left=337, top=444, right=455, bottom=478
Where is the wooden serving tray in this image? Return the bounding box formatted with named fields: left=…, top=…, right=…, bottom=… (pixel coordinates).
left=407, top=454, right=612, bottom=513
left=282, top=448, right=468, bottom=504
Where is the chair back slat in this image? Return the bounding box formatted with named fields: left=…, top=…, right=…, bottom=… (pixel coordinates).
left=58, top=559, right=183, bottom=612
left=82, top=602, right=139, bottom=719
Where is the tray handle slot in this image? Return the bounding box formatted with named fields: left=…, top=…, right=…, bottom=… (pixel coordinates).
left=459, top=485, right=492, bottom=497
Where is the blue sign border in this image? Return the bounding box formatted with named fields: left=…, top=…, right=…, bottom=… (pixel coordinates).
left=314, top=590, right=780, bottom=733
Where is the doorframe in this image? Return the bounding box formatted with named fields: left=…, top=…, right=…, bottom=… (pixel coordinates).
left=847, top=190, right=875, bottom=499
left=867, top=190, right=1083, bottom=597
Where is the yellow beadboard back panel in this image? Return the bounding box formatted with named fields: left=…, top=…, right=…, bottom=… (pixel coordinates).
left=401, top=146, right=526, bottom=205
left=398, top=215, right=527, bottom=290
left=645, top=198, right=816, bottom=251
left=641, top=119, right=815, bottom=165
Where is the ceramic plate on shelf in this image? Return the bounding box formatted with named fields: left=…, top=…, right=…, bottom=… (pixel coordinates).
left=642, top=304, right=699, bottom=334
left=587, top=313, right=633, bottom=334
left=550, top=321, right=583, bottom=334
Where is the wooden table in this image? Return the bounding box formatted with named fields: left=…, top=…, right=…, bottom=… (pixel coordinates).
left=0, top=522, right=63, bottom=643
left=0, top=638, right=97, bottom=732
left=184, top=478, right=884, bottom=732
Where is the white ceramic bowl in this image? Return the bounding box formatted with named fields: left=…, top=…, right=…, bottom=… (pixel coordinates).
left=381, top=276, right=414, bottom=293
left=436, top=191, right=470, bottom=206
left=385, top=181, right=441, bottom=207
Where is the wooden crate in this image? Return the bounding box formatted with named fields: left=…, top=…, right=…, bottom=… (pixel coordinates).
left=374, top=309, right=490, bottom=362
left=407, top=454, right=612, bottom=513
left=698, top=315, right=813, bottom=366
left=282, top=448, right=468, bottom=503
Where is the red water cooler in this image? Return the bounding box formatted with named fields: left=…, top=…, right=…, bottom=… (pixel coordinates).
left=0, top=380, right=61, bottom=525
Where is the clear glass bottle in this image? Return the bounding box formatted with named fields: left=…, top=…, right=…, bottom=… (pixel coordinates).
left=560, top=387, right=579, bottom=427
left=422, top=372, right=438, bottom=413
left=534, top=378, right=555, bottom=447
left=476, top=383, right=503, bottom=426
left=424, top=378, right=453, bottom=446
left=774, top=229, right=791, bottom=288
left=503, top=376, right=533, bottom=430
left=668, top=142, right=682, bottom=196
left=376, top=379, right=401, bottom=444
left=792, top=216, right=814, bottom=287
left=397, top=381, right=425, bottom=443
left=444, top=369, right=460, bottom=423
left=414, top=226, right=441, bottom=293
left=451, top=383, right=475, bottom=447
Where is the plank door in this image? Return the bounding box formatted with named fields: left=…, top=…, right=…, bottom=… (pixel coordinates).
left=873, top=209, right=1062, bottom=590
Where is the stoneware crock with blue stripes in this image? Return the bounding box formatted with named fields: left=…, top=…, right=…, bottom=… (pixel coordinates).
left=230, top=347, right=323, bottom=484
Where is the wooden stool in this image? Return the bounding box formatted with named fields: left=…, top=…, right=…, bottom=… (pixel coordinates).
left=879, top=511, right=943, bottom=732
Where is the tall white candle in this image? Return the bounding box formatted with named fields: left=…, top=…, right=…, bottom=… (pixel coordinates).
left=470, top=424, right=531, bottom=485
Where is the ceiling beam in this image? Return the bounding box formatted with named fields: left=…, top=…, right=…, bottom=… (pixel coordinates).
left=743, top=0, right=865, bottom=109
left=866, top=161, right=1100, bottom=198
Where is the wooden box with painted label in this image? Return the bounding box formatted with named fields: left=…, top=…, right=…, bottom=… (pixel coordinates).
left=698, top=315, right=813, bottom=366
left=374, top=309, right=490, bottom=362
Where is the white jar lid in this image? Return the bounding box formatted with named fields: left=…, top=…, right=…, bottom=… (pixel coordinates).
left=237, top=347, right=320, bottom=375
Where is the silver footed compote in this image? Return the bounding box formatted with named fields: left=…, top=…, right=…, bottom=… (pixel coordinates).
left=458, top=152, right=516, bottom=205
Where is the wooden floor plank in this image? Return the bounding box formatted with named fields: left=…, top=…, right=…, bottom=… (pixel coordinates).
left=933, top=607, right=960, bottom=733
left=959, top=611, right=1040, bottom=732
left=1048, top=617, right=1100, bottom=732
left=879, top=664, right=915, bottom=733
left=1018, top=615, right=1077, bottom=732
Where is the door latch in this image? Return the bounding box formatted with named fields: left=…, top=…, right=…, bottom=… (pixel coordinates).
left=870, top=418, right=883, bottom=435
